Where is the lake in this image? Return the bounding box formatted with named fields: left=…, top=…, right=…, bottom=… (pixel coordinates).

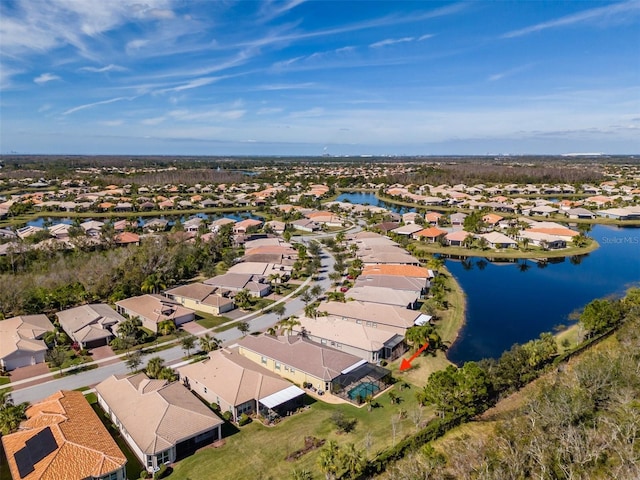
left=336, top=191, right=416, bottom=213
left=335, top=192, right=640, bottom=363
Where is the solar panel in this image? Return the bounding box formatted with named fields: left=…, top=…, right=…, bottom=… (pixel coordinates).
left=14, top=448, right=34, bottom=479
left=14, top=427, right=58, bottom=478
left=25, top=427, right=58, bottom=465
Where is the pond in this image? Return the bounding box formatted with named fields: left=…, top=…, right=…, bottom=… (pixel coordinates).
left=334, top=192, right=640, bottom=363
left=335, top=191, right=415, bottom=213
left=447, top=224, right=640, bottom=363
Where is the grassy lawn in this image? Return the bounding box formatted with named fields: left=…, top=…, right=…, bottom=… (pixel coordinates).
left=555, top=323, right=582, bottom=352
left=171, top=386, right=433, bottom=480
left=0, top=376, right=10, bottom=387
left=195, top=312, right=231, bottom=329
left=389, top=266, right=466, bottom=387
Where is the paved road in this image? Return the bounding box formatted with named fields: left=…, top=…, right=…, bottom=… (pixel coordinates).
left=10, top=242, right=337, bottom=404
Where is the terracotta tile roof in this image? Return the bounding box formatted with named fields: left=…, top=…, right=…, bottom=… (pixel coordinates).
left=114, top=231, right=140, bottom=244
left=362, top=264, right=432, bottom=278
left=414, top=227, right=447, bottom=238
left=1, top=390, right=126, bottom=480
left=482, top=213, right=504, bottom=224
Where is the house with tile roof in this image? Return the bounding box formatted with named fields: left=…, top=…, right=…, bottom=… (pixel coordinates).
left=292, top=316, right=406, bottom=363
left=203, top=273, right=271, bottom=298
left=116, top=294, right=196, bottom=332
left=1, top=390, right=127, bottom=480
left=0, top=315, right=54, bottom=371
left=56, top=304, right=126, bottom=349
left=163, top=283, right=235, bottom=316
left=95, top=373, right=224, bottom=474
left=177, top=348, right=305, bottom=422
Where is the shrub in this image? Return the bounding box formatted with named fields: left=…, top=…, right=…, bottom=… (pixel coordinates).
left=238, top=413, right=252, bottom=426
left=222, top=411, right=233, bottom=422
left=153, top=464, right=168, bottom=479
left=210, top=402, right=220, bottom=412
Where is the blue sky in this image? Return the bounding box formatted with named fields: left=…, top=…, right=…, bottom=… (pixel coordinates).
left=1, top=0, right=639, bottom=155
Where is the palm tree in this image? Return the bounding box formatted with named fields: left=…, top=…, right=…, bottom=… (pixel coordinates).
left=310, top=284, right=324, bottom=299
left=199, top=333, right=221, bottom=353
left=158, top=320, right=176, bottom=337
left=304, top=303, right=318, bottom=319
left=520, top=237, right=530, bottom=251
left=141, top=273, right=166, bottom=294
left=181, top=334, right=197, bottom=358
left=318, top=441, right=340, bottom=480
left=146, top=356, right=165, bottom=379
left=340, top=443, right=365, bottom=479
left=329, top=271, right=342, bottom=286
left=279, top=316, right=301, bottom=336
left=234, top=289, right=252, bottom=309
left=0, top=399, right=29, bottom=435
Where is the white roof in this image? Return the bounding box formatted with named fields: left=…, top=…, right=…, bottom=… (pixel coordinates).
left=259, top=385, right=305, bottom=409
left=340, top=359, right=368, bottom=375
left=414, top=314, right=433, bottom=326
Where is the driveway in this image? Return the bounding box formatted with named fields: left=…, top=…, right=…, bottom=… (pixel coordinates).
left=181, top=321, right=207, bottom=335
left=8, top=363, right=50, bottom=383
left=90, top=345, right=119, bottom=366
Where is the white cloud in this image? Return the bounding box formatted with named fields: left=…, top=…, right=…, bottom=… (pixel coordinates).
left=418, top=34, right=434, bottom=41
left=80, top=64, right=126, bottom=73
left=257, top=107, right=284, bottom=115
left=62, top=96, right=134, bottom=115
left=141, top=116, right=166, bottom=125
left=487, top=63, right=535, bottom=82
left=369, top=37, right=414, bottom=48
left=503, top=0, right=640, bottom=38
left=34, top=73, right=61, bottom=84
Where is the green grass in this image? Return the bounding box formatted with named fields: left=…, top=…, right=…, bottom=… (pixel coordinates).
left=0, top=376, right=10, bottom=387
left=171, top=386, right=432, bottom=480
left=215, top=321, right=247, bottom=333
left=195, top=313, right=231, bottom=329
left=1, top=441, right=11, bottom=480
left=91, top=403, right=144, bottom=480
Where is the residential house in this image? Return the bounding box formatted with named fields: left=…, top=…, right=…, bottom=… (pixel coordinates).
left=401, top=212, right=421, bottom=224
left=346, top=285, right=420, bottom=309
left=519, top=231, right=567, bottom=249
left=80, top=220, right=104, bottom=237
left=445, top=230, right=472, bottom=247
left=56, top=304, right=126, bottom=349
left=318, top=300, right=432, bottom=336
left=227, top=262, right=293, bottom=281
left=203, top=273, right=271, bottom=298
left=143, top=218, right=169, bottom=232
left=1, top=390, right=127, bottom=480
left=114, top=231, right=140, bottom=246
left=116, top=294, right=196, bottom=333
left=424, top=212, right=443, bottom=225
left=237, top=334, right=374, bottom=393
left=164, top=283, right=234, bottom=316
left=178, top=348, right=305, bottom=422
left=291, top=218, right=320, bottom=232
left=390, top=223, right=424, bottom=236
left=361, top=264, right=434, bottom=282
left=478, top=231, right=518, bottom=249
left=530, top=205, right=559, bottom=217
left=293, top=316, right=406, bottom=363
left=233, top=219, right=263, bottom=234
left=354, top=274, right=428, bottom=295
left=482, top=213, right=504, bottom=227
left=412, top=226, right=447, bottom=243
left=96, top=373, right=224, bottom=474
left=0, top=315, right=54, bottom=371
left=565, top=208, right=596, bottom=220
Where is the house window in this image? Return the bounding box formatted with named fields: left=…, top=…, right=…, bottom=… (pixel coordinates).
left=372, top=323, right=377, bottom=328
left=366, top=321, right=372, bottom=327
left=156, top=449, right=171, bottom=465
left=290, top=367, right=295, bottom=374
left=320, top=339, right=327, bottom=345
left=355, top=320, right=362, bottom=324
left=261, top=356, right=267, bottom=364
left=275, top=362, right=281, bottom=370
left=98, top=471, right=119, bottom=480
left=284, top=366, right=289, bottom=371
left=336, top=343, right=342, bottom=348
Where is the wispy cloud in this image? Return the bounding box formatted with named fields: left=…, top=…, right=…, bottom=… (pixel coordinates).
left=370, top=37, right=414, bottom=48
left=259, top=0, right=306, bottom=22
left=34, top=73, right=61, bottom=84
left=62, top=96, right=135, bottom=115
left=488, top=63, right=535, bottom=82
left=256, top=82, right=316, bottom=91
left=100, top=119, right=125, bottom=126
left=503, top=0, right=640, bottom=38
left=80, top=64, right=126, bottom=73
left=257, top=107, right=284, bottom=115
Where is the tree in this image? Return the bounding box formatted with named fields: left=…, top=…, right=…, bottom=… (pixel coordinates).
left=46, top=346, right=66, bottom=374
left=125, top=350, right=143, bottom=372
left=329, top=271, right=342, bottom=286
left=339, top=443, right=365, bottom=479
left=269, top=302, right=286, bottom=321
left=234, top=289, right=252, bottom=309
left=279, top=316, right=301, bottom=336
left=300, top=290, right=313, bottom=306
left=158, top=320, right=176, bottom=336
left=141, top=273, right=166, bottom=294
left=580, top=298, right=623, bottom=336
left=318, top=440, right=340, bottom=480
left=310, top=284, right=324, bottom=299
left=291, top=469, right=313, bottom=480
left=146, top=356, right=166, bottom=379
left=199, top=333, right=221, bottom=353
left=304, top=303, right=318, bottom=319
left=117, top=317, right=142, bottom=341
left=237, top=321, right=250, bottom=336
left=181, top=334, right=197, bottom=357
left=0, top=396, right=29, bottom=435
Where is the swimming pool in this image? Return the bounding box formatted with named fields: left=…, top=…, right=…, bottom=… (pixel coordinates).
left=347, top=382, right=380, bottom=401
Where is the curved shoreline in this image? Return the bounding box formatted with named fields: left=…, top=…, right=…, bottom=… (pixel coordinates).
left=412, top=240, right=600, bottom=260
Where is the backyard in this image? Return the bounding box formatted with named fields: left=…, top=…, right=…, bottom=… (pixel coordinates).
left=171, top=385, right=432, bottom=480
